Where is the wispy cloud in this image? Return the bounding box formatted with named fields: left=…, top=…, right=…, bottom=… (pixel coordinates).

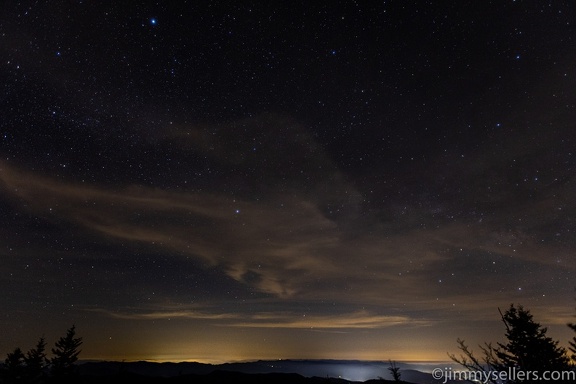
left=228, top=310, right=430, bottom=329
left=88, top=306, right=428, bottom=330
left=88, top=307, right=242, bottom=321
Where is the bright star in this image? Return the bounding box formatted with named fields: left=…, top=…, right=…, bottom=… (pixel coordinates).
left=150, top=18, right=157, bottom=25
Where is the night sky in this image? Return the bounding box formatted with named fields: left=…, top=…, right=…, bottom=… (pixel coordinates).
left=1, top=1, right=575, bottom=364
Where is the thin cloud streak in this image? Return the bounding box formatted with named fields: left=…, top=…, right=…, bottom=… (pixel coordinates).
left=88, top=308, right=241, bottom=321
left=89, top=307, right=428, bottom=329
left=229, top=312, right=430, bottom=329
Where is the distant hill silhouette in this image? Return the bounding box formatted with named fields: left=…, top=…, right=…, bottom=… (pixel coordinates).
left=76, top=359, right=457, bottom=384
left=77, top=370, right=397, bottom=384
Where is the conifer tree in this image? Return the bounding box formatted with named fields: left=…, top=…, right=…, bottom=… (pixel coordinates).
left=24, top=337, right=47, bottom=383
left=3, top=347, right=25, bottom=383
left=492, top=305, right=569, bottom=373
left=450, top=304, right=571, bottom=384
left=49, top=325, right=82, bottom=379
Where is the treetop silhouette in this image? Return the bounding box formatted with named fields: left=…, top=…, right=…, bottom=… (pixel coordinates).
left=1, top=325, right=82, bottom=384
left=449, top=304, right=572, bottom=384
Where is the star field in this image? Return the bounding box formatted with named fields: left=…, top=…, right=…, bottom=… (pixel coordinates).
left=1, top=1, right=575, bottom=363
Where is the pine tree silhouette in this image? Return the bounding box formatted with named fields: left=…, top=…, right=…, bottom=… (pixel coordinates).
left=24, top=337, right=47, bottom=383
left=49, top=325, right=82, bottom=379
left=450, top=304, right=571, bottom=384
left=492, top=305, right=569, bottom=374
left=3, top=347, right=25, bottom=383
